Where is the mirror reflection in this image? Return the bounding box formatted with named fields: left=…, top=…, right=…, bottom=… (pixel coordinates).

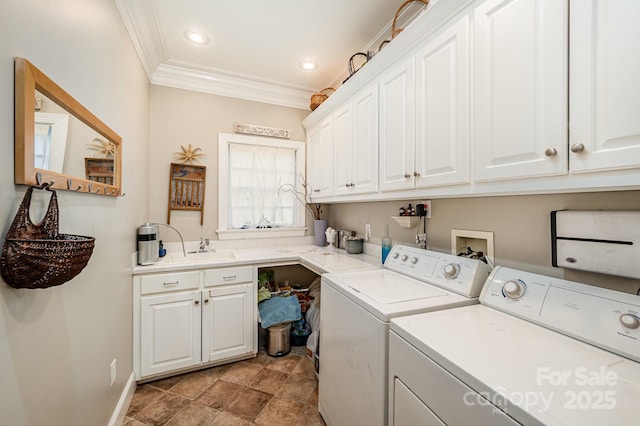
left=34, top=91, right=116, bottom=183
left=14, top=57, right=122, bottom=196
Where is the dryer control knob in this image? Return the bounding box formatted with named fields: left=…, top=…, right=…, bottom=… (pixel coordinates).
left=392, top=252, right=399, bottom=259
left=503, top=280, right=525, bottom=299
left=443, top=263, right=460, bottom=279
left=620, top=314, right=640, bottom=329
left=401, top=255, right=409, bottom=261
left=411, top=257, right=418, bottom=264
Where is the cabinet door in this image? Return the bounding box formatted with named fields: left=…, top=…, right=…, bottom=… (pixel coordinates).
left=202, top=283, right=256, bottom=363
left=570, top=0, right=640, bottom=172
left=415, top=15, right=471, bottom=188
left=333, top=84, right=379, bottom=196
left=140, top=291, right=201, bottom=377
left=379, top=57, right=416, bottom=192
left=351, top=84, right=379, bottom=194
left=333, top=103, right=354, bottom=195
left=473, top=0, right=568, bottom=181
left=306, top=117, right=334, bottom=198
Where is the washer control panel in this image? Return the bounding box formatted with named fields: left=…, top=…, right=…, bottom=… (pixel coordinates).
left=481, top=266, right=640, bottom=362
left=384, top=245, right=489, bottom=298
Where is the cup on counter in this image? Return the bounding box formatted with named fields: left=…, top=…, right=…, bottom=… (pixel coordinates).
left=345, top=237, right=364, bottom=254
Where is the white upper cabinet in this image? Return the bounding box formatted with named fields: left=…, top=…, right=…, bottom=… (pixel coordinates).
left=302, top=0, right=639, bottom=200
left=333, top=103, right=353, bottom=195
left=306, top=116, right=334, bottom=198
left=379, top=57, right=416, bottom=192
left=473, top=0, right=568, bottom=182
left=570, top=0, right=640, bottom=173
left=334, top=84, right=379, bottom=196
left=414, top=15, right=471, bottom=188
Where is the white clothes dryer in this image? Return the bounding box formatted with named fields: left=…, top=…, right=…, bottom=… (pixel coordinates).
left=389, top=266, right=640, bottom=426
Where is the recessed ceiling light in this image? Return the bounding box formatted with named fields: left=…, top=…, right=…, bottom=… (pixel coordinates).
left=184, top=30, right=209, bottom=45
left=301, top=60, right=318, bottom=70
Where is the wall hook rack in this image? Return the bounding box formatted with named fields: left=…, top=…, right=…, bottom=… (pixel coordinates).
left=87, top=183, right=101, bottom=194
left=67, top=178, right=82, bottom=191
left=35, top=172, right=55, bottom=190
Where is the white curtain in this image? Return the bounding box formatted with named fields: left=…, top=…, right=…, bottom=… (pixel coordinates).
left=227, top=143, right=297, bottom=229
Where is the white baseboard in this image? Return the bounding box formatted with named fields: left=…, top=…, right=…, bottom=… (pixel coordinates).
left=108, top=371, right=137, bottom=426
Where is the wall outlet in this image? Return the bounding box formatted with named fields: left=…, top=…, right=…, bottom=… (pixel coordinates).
left=110, top=359, right=117, bottom=387
left=420, top=200, right=432, bottom=218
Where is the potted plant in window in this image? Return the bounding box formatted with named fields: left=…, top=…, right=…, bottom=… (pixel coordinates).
left=279, top=178, right=326, bottom=246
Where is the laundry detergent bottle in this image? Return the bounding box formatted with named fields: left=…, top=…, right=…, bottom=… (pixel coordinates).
left=381, top=224, right=392, bottom=264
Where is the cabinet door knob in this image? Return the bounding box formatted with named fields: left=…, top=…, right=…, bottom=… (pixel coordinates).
left=194, top=300, right=200, bottom=305
left=345, top=183, right=350, bottom=188
left=570, top=143, right=585, bottom=153
left=313, top=189, right=321, bottom=192
left=404, top=173, right=411, bottom=179
left=413, top=171, right=421, bottom=177
left=544, top=147, right=558, bottom=157
left=204, top=299, right=209, bottom=303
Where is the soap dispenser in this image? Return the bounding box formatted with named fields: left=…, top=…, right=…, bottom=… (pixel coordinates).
left=381, top=224, right=392, bottom=264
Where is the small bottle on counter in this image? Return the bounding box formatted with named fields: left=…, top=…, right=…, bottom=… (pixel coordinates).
left=398, top=206, right=406, bottom=216
left=158, top=240, right=166, bottom=257
left=407, top=204, right=413, bottom=216
left=381, top=225, right=392, bottom=264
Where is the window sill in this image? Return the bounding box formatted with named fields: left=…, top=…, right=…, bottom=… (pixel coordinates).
left=216, top=227, right=307, bottom=241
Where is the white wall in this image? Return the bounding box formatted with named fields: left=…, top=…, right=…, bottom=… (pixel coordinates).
left=149, top=85, right=310, bottom=242
left=0, top=0, right=149, bottom=424
left=328, top=191, right=640, bottom=293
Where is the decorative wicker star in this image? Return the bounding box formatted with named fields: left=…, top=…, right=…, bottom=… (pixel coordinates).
left=173, top=144, right=205, bottom=164
left=86, top=137, right=116, bottom=158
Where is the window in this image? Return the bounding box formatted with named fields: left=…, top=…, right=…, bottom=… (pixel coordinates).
left=217, top=133, right=306, bottom=240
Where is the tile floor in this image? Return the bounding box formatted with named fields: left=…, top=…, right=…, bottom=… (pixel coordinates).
left=124, top=345, right=325, bottom=426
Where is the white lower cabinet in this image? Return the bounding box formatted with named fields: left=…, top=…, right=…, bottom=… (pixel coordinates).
left=134, top=266, right=256, bottom=380
left=140, top=290, right=202, bottom=377
left=202, top=266, right=257, bottom=363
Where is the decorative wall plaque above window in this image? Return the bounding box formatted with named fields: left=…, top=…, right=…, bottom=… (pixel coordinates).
left=233, top=123, right=291, bottom=139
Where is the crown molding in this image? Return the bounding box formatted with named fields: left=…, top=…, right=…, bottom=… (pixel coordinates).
left=151, top=63, right=313, bottom=110
left=115, top=0, right=427, bottom=110
left=114, top=0, right=166, bottom=79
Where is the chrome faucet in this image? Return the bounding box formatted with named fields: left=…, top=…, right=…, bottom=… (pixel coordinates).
left=198, top=237, right=215, bottom=252
left=151, top=223, right=186, bottom=257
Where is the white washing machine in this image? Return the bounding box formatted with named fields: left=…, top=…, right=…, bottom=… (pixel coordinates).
left=389, top=266, right=640, bottom=425
left=319, top=244, right=490, bottom=426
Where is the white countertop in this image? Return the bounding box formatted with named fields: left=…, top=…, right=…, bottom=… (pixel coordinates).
left=132, top=242, right=382, bottom=276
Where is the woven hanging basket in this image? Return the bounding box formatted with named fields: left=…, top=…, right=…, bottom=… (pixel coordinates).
left=310, top=87, right=336, bottom=111
left=391, top=0, right=430, bottom=39
left=0, top=185, right=95, bottom=289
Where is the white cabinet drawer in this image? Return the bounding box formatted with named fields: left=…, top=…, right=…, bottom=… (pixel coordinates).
left=204, top=266, right=253, bottom=287
left=140, top=271, right=200, bottom=295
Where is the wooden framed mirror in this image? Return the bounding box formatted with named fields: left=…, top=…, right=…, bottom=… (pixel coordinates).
left=14, top=57, right=122, bottom=196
